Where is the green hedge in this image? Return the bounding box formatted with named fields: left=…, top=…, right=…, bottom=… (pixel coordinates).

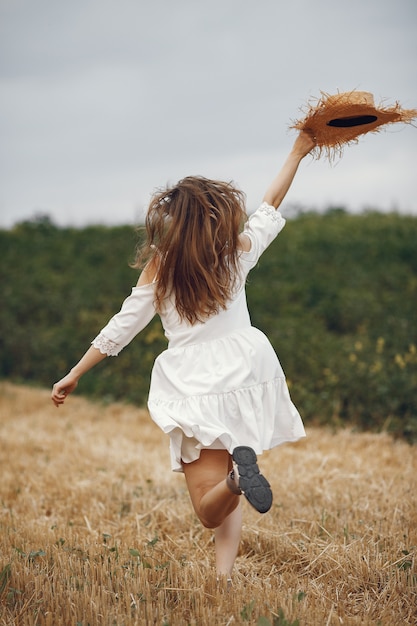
left=1, top=210, right=416, bottom=442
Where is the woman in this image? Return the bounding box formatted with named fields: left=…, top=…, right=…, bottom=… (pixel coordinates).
left=52, top=130, right=315, bottom=581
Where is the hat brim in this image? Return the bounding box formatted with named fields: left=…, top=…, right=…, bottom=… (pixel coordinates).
left=291, top=91, right=417, bottom=160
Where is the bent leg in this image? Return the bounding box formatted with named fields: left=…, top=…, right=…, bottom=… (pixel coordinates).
left=182, top=449, right=240, bottom=529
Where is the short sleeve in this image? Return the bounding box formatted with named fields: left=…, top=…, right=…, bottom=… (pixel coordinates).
left=92, top=283, right=157, bottom=356
left=240, top=202, right=286, bottom=268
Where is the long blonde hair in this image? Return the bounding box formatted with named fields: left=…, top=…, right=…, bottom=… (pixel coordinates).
left=135, top=176, right=247, bottom=324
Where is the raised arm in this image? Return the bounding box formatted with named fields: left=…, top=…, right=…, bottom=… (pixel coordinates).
left=263, top=131, right=315, bottom=208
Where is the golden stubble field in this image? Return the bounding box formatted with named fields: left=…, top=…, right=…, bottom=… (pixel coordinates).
left=0, top=382, right=416, bottom=626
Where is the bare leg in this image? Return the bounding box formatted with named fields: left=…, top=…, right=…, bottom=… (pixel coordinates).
left=215, top=500, right=242, bottom=577
left=183, top=449, right=242, bottom=577
left=182, top=449, right=240, bottom=529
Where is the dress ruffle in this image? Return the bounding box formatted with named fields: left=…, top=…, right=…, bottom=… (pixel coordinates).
left=147, top=327, right=305, bottom=472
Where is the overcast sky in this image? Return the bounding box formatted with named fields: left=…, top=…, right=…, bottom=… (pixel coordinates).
left=1, top=0, right=416, bottom=228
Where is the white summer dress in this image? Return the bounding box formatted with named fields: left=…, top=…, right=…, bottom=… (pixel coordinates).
left=92, top=202, right=306, bottom=472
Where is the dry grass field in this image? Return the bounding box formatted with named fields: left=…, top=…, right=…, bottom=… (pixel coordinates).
left=0, top=382, right=416, bottom=626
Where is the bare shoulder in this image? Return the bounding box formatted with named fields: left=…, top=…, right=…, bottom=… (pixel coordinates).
left=136, top=256, right=159, bottom=286
left=237, top=233, right=251, bottom=252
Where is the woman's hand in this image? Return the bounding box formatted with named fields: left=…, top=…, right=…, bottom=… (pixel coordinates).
left=291, top=130, right=316, bottom=159
left=51, top=372, right=79, bottom=407
left=51, top=346, right=108, bottom=407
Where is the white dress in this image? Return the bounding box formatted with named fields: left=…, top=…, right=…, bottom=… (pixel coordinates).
left=92, top=202, right=306, bottom=472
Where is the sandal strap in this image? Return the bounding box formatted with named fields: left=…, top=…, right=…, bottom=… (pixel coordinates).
left=226, top=469, right=242, bottom=495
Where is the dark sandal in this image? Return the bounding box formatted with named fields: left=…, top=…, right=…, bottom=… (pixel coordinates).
left=232, top=446, right=273, bottom=514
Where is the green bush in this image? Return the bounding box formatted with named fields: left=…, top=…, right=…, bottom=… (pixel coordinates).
left=247, top=210, right=417, bottom=441
left=1, top=210, right=416, bottom=441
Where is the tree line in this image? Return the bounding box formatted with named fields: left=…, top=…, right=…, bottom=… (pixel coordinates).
left=1, top=209, right=416, bottom=442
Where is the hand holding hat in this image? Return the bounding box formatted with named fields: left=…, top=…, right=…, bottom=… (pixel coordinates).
left=291, top=90, right=417, bottom=161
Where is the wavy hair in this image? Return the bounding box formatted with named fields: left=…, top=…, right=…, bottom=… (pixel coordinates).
left=134, top=176, right=247, bottom=324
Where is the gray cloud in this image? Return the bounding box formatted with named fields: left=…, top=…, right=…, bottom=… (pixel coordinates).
left=1, top=0, right=416, bottom=227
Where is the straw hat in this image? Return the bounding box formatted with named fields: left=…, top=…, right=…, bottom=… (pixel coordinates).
left=291, top=90, right=417, bottom=160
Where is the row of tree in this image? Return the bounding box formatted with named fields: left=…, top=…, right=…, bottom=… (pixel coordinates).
left=1, top=209, right=416, bottom=441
